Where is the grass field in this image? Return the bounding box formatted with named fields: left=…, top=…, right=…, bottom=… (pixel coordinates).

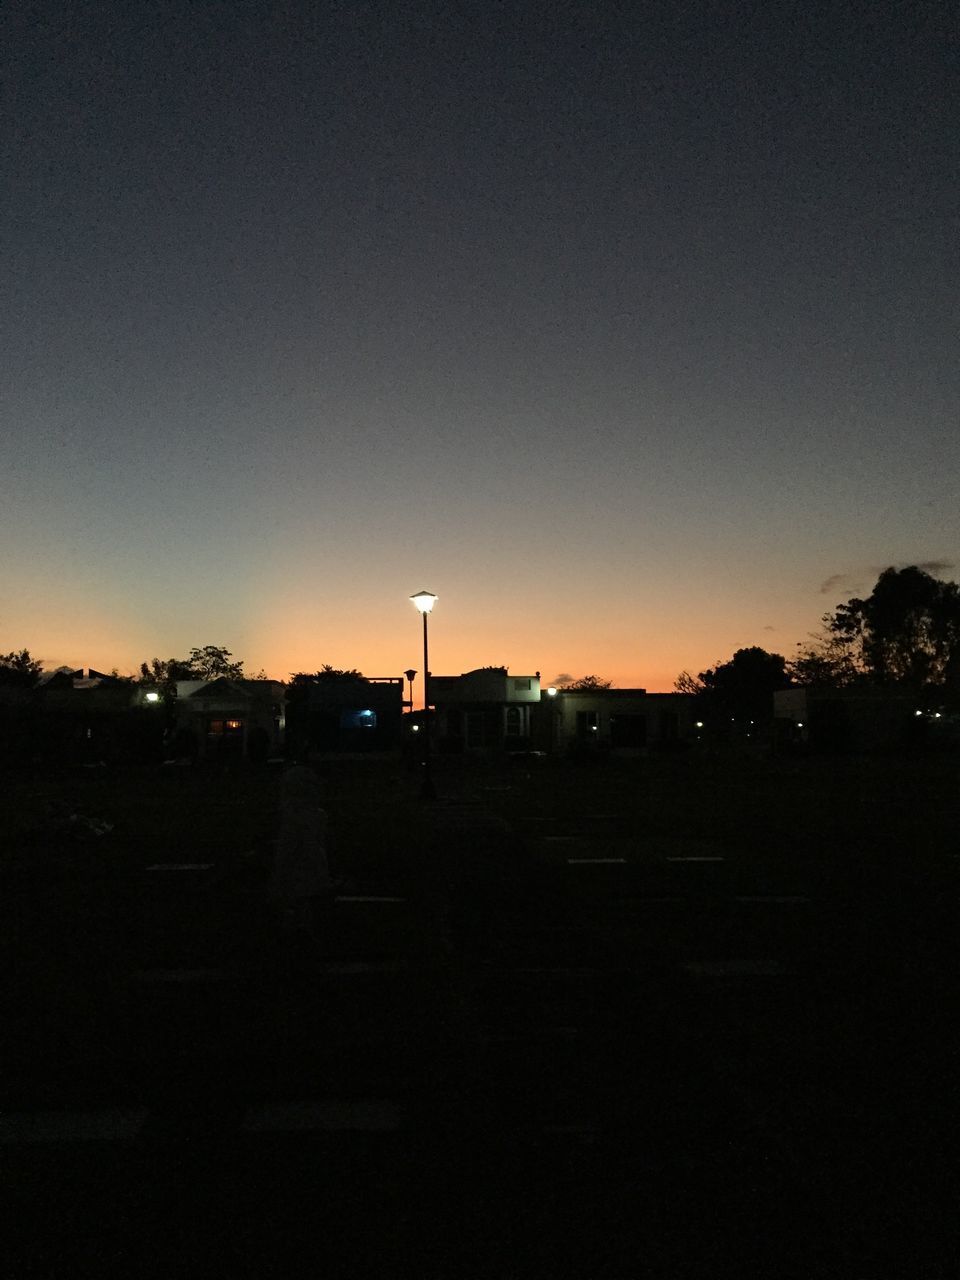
left=3, top=750, right=958, bottom=1276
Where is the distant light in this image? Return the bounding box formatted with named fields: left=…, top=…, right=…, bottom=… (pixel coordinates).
left=546, top=687, right=558, bottom=697
left=227, top=719, right=242, bottom=730
left=934, top=712, right=942, bottom=719
left=915, top=710, right=923, bottom=717
left=695, top=721, right=703, bottom=729
left=411, top=724, right=420, bottom=733
left=360, top=709, right=374, bottom=717
left=410, top=590, right=437, bottom=614
left=590, top=724, right=598, bottom=731
left=145, top=691, right=160, bottom=703
left=797, top=722, right=804, bottom=729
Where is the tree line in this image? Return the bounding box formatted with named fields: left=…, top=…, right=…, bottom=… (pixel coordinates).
left=674, top=566, right=960, bottom=723
left=4, top=566, right=959, bottom=713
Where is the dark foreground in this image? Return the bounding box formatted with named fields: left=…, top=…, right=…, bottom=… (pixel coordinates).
left=3, top=755, right=958, bottom=1277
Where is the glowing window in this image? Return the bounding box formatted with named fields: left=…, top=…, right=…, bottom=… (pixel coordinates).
left=340, top=708, right=377, bottom=730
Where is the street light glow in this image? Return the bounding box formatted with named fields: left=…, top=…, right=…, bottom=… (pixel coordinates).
left=410, top=590, right=437, bottom=614
left=145, top=691, right=160, bottom=703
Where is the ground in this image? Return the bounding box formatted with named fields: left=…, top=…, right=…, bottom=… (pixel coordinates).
left=2, top=750, right=958, bottom=1277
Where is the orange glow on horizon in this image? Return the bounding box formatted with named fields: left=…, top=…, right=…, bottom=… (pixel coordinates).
left=5, top=579, right=817, bottom=694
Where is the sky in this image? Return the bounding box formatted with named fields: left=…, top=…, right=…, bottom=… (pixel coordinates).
left=3, top=0, right=957, bottom=691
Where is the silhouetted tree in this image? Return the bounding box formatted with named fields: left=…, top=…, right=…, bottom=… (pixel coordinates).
left=685, top=647, right=791, bottom=726
left=185, top=646, right=245, bottom=680
left=824, top=566, right=960, bottom=691
left=290, top=666, right=367, bottom=683
left=138, top=657, right=194, bottom=685
left=138, top=646, right=245, bottom=685
left=0, top=649, right=43, bottom=688
left=559, top=675, right=612, bottom=690
left=787, top=634, right=860, bottom=688
left=674, top=670, right=704, bottom=695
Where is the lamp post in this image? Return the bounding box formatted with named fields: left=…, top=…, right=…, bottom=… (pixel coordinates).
left=404, top=668, right=417, bottom=717
left=410, top=591, right=437, bottom=799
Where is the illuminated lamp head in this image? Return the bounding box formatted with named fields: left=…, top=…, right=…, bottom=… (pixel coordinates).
left=410, top=590, right=437, bottom=614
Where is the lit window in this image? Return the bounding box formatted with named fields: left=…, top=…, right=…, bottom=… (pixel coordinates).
left=340, top=708, right=377, bottom=730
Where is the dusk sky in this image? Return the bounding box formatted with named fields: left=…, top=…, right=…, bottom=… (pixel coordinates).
left=3, top=0, right=957, bottom=691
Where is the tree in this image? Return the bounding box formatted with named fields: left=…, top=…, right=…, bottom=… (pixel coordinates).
left=684, top=647, right=791, bottom=725
left=824, top=566, right=960, bottom=691
left=290, top=665, right=367, bottom=683
left=138, top=657, right=194, bottom=685
left=558, top=675, right=612, bottom=691
left=138, top=646, right=245, bottom=685
left=0, top=649, right=43, bottom=688
left=787, top=634, right=860, bottom=688
left=185, top=646, right=244, bottom=680
left=674, top=670, right=704, bottom=695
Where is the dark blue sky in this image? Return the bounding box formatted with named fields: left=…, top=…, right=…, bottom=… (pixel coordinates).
left=3, top=0, right=957, bottom=685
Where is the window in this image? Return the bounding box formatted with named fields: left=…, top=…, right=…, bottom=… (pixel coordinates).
left=505, top=706, right=522, bottom=736
left=207, top=718, right=244, bottom=739
left=513, top=678, right=531, bottom=692
left=340, top=708, right=377, bottom=730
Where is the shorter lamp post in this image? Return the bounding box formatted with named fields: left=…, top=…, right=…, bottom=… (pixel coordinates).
left=404, top=668, right=417, bottom=717
left=409, top=591, right=437, bottom=799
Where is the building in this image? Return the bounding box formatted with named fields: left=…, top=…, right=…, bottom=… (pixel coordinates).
left=430, top=668, right=541, bottom=752
left=141, top=678, right=287, bottom=762
left=284, top=674, right=405, bottom=756
left=536, top=687, right=698, bottom=754
left=773, top=686, right=923, bottom=752
left=427, top=669, right=698, bottom=754
left=0, top=669, right=163, bottom=765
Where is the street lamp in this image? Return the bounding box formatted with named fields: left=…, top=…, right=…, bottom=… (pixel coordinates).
left=404, top=668, right=417, bottom=717
left=410, top=591, right=437, bottom=798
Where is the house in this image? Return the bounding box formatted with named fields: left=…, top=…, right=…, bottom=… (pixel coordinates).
left=284, top=674, right=405, bottom=756
left=534, top=687, right=698, bottom=754
left=144, top=678, right=286, bottom=762
left=773, top=686, right=922, bottom=752
left=0, top=669, right=163, bottom=765
left=427, top=669, right=699, bottom=755
left=430, top=668, right=541, bottom=752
